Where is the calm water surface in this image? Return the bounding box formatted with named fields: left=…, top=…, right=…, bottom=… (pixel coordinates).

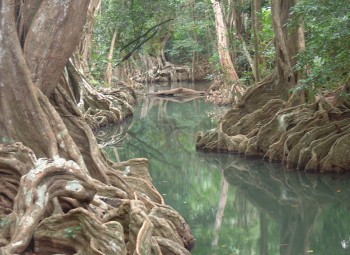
left=99, top=83, right=350, bottom=255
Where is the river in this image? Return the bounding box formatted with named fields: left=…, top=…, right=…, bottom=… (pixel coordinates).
left=97, top=82, right=350, bottom=255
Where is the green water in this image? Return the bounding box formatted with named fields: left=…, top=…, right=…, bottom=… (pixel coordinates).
left=100, top=85, right=350, bottom=255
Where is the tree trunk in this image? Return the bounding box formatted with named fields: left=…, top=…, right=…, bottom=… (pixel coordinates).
left=226, top=0, right=258, bottom=81
left=106, top=26, right=118, bottom=85
left=211, top=0, right=239, bottom=82
left=271, top=0, right=304, bottom=87
left=0, top=1, right=194, bottom=254
left=252, top=0, right=262, bottom=82
left=211, top=0, right=245, bottom=101
left=0, top=0, right=89, bottom=159
left=79, top=0, right=102, bottom=74
left=237, top=0, right=305, bottom=111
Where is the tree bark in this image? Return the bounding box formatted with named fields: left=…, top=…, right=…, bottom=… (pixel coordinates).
left=106, top=26, right=118, bottom=85
left=0, top=1, right=194, bottom=254
left=79, top=0, right=102, bottom=74
left=211, top=0, right=246, bottom=102
left=211, top=0, right=240, bottom=82
left=24, top=0, right=90, bottom=97
left=252, top=0, right=262, bottom=82
left=271, top=0, right=304, bottom=87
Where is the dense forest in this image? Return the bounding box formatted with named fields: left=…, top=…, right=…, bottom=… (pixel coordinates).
left=0, top=0, right=349, bottom=254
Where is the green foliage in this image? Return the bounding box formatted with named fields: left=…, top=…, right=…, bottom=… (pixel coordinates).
left=164, top=1, right=215, bottom=64
left=292, top=0, right=350, bottom=91
left=90, top=0, right=218, bottom=82
left=259, top=7, right=275, bottom=75
left=90, top=0, right=177, bottom=80
left=63, top=225, right=82, bottom=239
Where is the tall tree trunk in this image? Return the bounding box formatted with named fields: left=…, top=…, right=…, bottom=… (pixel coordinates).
left=79, top=0, right=102, bottom=74
left=233, top=0, right=244, bottom=38
left=0, top=0, right=90, bottom=159
left=211, top=0, right=245, bottom=100
left=239, top=0, right=305, bottom=110
left=271, top=0, right=304, bottom=87
left=252, top=0, right=262, bottom=82
left=227, top=0, right=257, bottom=81
left=211, top=0, right=239, bottom=82
left=106, top=26, right=118, bottom=85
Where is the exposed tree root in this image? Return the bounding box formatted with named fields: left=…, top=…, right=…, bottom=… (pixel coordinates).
left=67, top=61, right=137, bottom=130
left=95, top=118, right=133, bottom=147
left=35, top=208, right=127, bottom=255
left=197, top=77, right=350, bottom=173
left=0, top=143, right=194, bottom=255
left=132, top=55, right=192, bottom=83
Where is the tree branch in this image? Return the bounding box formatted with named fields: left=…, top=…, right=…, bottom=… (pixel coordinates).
left=119, top=18, right=174, bottom=53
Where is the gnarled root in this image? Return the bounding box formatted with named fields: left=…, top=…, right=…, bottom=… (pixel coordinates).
left=67, top=60, right=136, bottom=129
left=0, top=143, right=194, bottom=254
left=35, top=208, right=127, bottom=255
left=197, top=79, right=350, bottom=172
left=0, top=157, right=96, bottom=255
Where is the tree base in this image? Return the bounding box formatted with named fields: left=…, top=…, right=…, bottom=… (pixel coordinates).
left=0, top=143, right=194, bottom=254
left=197, top=77, right=350, bottom=173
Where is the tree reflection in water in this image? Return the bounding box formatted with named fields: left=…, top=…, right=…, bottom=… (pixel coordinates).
left=221, top=155, right=350, bottom=255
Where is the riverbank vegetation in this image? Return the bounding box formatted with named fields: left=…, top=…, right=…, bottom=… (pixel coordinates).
left=0, top=0, right=349, bottom=254
left=197, top=0, right=350, bottom=173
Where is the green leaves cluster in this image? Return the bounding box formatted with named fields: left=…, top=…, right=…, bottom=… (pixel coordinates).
left=293, top=0, right=350, bottom=90
left=164, top=1, right=215, bottom=64
left=90, top=0, right=176, bottom=79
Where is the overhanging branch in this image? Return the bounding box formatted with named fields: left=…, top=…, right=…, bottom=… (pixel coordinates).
left=119, top=18, right=174, bottom=53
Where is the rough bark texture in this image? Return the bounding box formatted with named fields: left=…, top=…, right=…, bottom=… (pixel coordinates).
left=210, top=0, right=245, bottom=101
left=132, top=54, right=192, bottom=84
left=211, top=0, right=239, bottom=82
left=66, top=60, right=136, bottom=130
left=198, top=86, right=350, bottom=173
left=0, top=1, right=194, bottom=254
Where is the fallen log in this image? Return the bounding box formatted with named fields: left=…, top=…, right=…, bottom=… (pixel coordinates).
left=148, top=87, right=207, bottom=97
left=151, top=96, right=204, bottom=103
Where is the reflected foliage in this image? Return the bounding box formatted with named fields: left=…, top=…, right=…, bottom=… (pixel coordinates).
left=95, top=116, right=134, bottom=147
left=223, top=158, right=350, bottom=255
left=103, top=87, right=350, bottom=254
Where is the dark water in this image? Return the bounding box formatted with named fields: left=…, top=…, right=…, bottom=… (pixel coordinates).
left=99, top=83, right=350, bottom=255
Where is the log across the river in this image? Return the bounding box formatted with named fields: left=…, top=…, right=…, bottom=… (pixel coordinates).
left=148, top=87, right=207, bottom=97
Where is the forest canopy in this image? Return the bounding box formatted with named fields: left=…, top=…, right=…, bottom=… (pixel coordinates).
left=89, top=0, right=350, bottom=96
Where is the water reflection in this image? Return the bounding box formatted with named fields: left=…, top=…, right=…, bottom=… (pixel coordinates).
left=95, top=117, right=134, bottom=147
left=220, top=155, right=350, bottom=255
left=101, top=88, right=350, bottom=255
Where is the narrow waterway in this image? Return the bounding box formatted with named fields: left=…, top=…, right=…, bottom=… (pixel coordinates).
left=98, top=83, right=350, bottom=255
